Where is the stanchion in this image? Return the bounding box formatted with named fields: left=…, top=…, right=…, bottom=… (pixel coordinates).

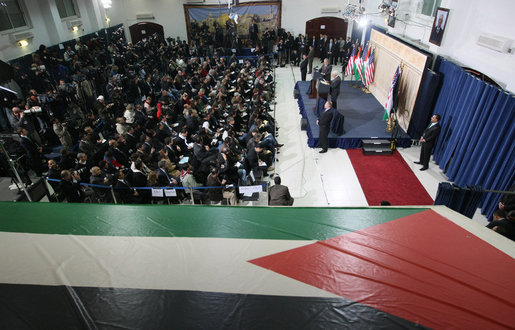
left=190, top=187, right=195, bottom=204
left=110, top=186, right=118, bottom=204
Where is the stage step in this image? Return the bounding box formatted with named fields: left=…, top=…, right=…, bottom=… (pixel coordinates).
left=362, top=139, right=393, bottom=155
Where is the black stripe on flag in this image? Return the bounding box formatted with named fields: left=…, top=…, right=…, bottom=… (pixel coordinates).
left=0, top=284, right=428, bottom=329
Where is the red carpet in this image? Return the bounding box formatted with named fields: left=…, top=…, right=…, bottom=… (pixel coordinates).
left=347, top=149, right=433, bottom=206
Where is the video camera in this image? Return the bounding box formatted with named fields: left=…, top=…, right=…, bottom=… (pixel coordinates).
left=23, top=106, right=43, bottom=114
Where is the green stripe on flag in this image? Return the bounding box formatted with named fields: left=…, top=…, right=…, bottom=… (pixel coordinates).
left=0, top=202, right=428, bottom=240
left=383, top=110, right=389, bottom=121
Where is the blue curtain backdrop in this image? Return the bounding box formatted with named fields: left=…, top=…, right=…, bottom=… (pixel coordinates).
left=432, top=59, right=515, bottom=219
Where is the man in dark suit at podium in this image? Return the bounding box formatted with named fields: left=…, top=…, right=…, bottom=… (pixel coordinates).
left=317, top=101, right=334, bottom=153
left=319, top=58, right=332, bottom=81
left=330, top=71, right=341, bottom=109
left=415, top=114, right=441, bottom=170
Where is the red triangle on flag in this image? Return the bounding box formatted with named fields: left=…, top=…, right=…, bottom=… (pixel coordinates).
left=249, top=209, right=515, bottom=329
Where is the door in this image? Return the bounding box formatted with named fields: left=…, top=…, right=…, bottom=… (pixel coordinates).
left=129, top=22, right=165, bottom=44
left=305, top=17, right=347, bottom=41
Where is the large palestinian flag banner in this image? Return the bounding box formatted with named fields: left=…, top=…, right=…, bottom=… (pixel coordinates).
left=0, top=202, right=514, bottom=328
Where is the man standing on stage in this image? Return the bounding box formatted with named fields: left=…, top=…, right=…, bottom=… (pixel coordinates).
left=300, top=54, right=308, bottom=81
left=307, top=45, right=315, bottom=74
left=249, top=20, right=259, bottom=47
left=317, top=101, right=334, bottom=153
left=319, top=58, right=332, bottom=81
left=330, top=71, right=341, bottom=109
left=415, top=114, right=441, bottom=170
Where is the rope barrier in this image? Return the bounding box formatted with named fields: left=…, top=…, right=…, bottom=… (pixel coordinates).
left=45, top=177, right=266, bottom=191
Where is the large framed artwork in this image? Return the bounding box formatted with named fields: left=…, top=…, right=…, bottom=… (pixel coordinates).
left=184, top=1, right=281, bottom=44
left=429, top=7, right=449, bottom=46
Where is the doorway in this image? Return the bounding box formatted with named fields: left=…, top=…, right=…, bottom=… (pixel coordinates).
left=129, top=22, right=165, bottom=44
left=305, top=17, right=347, bottom=41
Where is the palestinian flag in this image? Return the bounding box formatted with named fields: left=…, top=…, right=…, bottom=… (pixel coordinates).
left=0, top=202, right=514, bottom=328
left=357, top=44, right=370, bottom=85
left=352, top=46, right=362, bottom=82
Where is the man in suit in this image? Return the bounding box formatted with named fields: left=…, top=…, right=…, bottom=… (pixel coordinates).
left=415, top=114, right=442, bottom=170
left=18, top=127, right=43, bottom=176
left=300, top=54, right=308, bottom=81
left=307, top=46, right=315, bottom=74
left=59, top=170, right=85, bottom=203
left=327, top=38, right=339, bottom=65
left=297, top=34, right=307, bottom=55
left=317, top=101, right=335, bottom=153
left=114, top=170, right=141, bottom=204
left=249, top=21, right=259, bottom=47
left=319, top=58, right=332, bottom=81
left=430, top=14, right=445, bottom=44
left=157, top=160, right=176, bottom=187
left=268, top=176, right=294, bottom=206
left=330, top=71, right=342, bottom=109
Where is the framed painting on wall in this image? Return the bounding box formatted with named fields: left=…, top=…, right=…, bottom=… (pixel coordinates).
left=429, top=7, right=449, bottom=46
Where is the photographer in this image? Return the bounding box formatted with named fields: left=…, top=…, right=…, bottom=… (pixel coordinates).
left=52, top=117, right=73, bottom=150
left=17, top=127, right=45, bottom=176
left=58, top=169, right=85, bottom=203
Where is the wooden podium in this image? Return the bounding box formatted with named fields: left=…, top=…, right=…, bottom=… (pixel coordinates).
left=309, top=69, right=323, bottom=99
left=317, top=79, right=330, bottom=101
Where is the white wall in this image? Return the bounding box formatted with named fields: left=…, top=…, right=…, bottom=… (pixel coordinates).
left=364, top=0, right=515, bottom=93
left=0, top=0, right=108, bottom=61
left=2, top=0, right=513, bottom=93
left=105, top=0, right=188, bottom=44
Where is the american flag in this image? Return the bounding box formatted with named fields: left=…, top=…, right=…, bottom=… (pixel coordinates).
left=345, top=45, right=356, bottom=77
left=384, top=65, right=402, bottom=120
left=357, top=44, right=369, bottom=83
left=365, top=47, right=375, bottom=86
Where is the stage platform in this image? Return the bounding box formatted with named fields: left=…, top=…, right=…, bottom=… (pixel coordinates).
left=0, top=202, right=513, bottom=328
left=295, top=81, right=412, bottom=149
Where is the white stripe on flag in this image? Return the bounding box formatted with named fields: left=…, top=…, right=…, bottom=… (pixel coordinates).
left=0, top=233, right=339, bottom=298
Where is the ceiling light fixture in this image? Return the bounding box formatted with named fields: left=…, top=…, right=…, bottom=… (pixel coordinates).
left=342, top=0, right=366, bottom=21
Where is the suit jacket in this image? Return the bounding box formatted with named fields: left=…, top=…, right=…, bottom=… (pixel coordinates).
left=246, top=148, right=264, bottom=172
left=20, top=136, right=40, bottom=161
left=430, top=26, right=444, bottom=44
left=319, top=64, right=332, bottom=81
left=318, top=107, right=334, bottom=127
left=422, top=123, right=441, bottom=146
left=300, top=58, right=308, bottom=73
left=330, top=76, right=341, bottom=101
left=307, top=48, right=315, bottom=61
left=129, top=170, right=147, bottom=188
left=59, top=180, right=84, bottom=203
left=269, top=184, right=294, bottom=206
left=115, top=179, right=137, bottom=204
left=157, top=168, right=172, bottom=186
left=79, top=140, right=96, bottom=156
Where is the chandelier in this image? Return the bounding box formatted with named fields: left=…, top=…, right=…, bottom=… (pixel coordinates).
left=342, top=0, right=366, bottom=21
left=378, top=0, right=397, bottom=17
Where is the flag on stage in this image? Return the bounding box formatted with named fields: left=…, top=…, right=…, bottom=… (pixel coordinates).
left=356, top=44, right=368, bottom=84
left=352, top=46, right=362, bottom=82
left=365, top=47, right=375, bottom=86
left=344, top=45, right=356, bottom=77
left=359, top=44, right=370, bottom=84
left=383, top=65, right=402, bottom=120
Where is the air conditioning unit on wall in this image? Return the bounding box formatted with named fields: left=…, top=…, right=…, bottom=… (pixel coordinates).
left=477, top=33, right=513, bottom=53
left=136, top=12, right=155, bottom=20
left=66, top=20, right=83, bottom=29
left=9, top=31, right=34, bottom=44
left=321, top=8, right=340, bottom=14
